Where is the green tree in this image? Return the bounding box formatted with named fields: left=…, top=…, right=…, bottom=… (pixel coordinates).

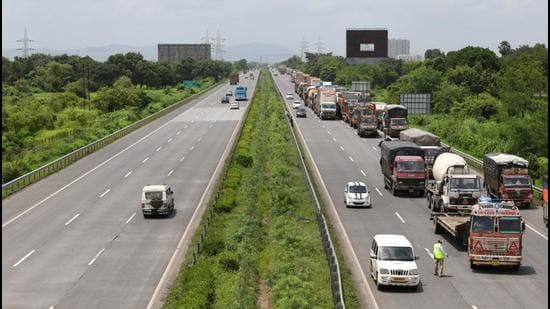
left=498, top=41, right=513, bottom=56
left=424, top=49, right=444, bottom=60
left=236, top=59, right=248, bottom=71
left=33, top=61, right=73, bottom=92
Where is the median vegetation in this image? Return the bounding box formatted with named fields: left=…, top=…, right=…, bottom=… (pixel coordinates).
left=164, top=70, right=357, bottom=308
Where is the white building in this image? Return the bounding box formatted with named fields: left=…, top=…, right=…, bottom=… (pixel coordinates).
left=388, top=39, right=410, bottom=59
left=397, top=54, right=423, bottom=62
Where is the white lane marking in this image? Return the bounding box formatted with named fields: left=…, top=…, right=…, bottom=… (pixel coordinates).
left=332, top=137, right=336, bottom=142
left=142, top=157, right=149, bottom=163
left=375, top=188, right=383, bottom=196
left=424, top=248, right=434, bottom=260
left=395, top=212, right=406, bottom=224
left=198, top=137, right=202, bottom=142
left=184, top=125, right=188, bottom=129
left=156, top=146, right=162, bottom=152
left=339, top=146, right=345, bottom=151
left=372, top=146, right=379, bottom=152
left=167, top=170, right=174, bottom=177
left=472, top=306, right=478, bottom=309
left=12, top=250, right=35, bottom=267
left=126, top=212, right=136, bottom=224
left=64, top=213, right=80, bottom=226
left=99, top=189, right=111, bottom=198
left=176, top=131, right=181, bottom=135
left=190, top=146, right=194, bottom=151
left=88, top=248, right=105, bottom=266
left=348, top=156, right=354, bottom=162
left=124, top=171, right=133, bottom=178
left=49, top=306, right=54, bottom=309
left=327, top=131, right=331, bottom=135
left=361, top=170, right=366, bottom=177
left=526, top=224, right=548, bottom=240
left=179, top=156, right=185, bottom=162
left=167, top=138, right=172, bottom=143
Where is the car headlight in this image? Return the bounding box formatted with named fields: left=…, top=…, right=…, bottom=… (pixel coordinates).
left=409, top=269, right=418, bottom=275
left=379, top=268, right=389, bottom=275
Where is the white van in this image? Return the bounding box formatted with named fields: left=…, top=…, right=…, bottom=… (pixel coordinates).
left=141, top=185, right=174, bottom=217
left=370, top=234, right=420, bottom=290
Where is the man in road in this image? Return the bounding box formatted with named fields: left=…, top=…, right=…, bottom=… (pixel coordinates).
left=433, top=239, right=448, bottom=277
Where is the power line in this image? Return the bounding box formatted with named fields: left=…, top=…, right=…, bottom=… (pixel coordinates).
left=316, top=37, right=325, bottom=54
left=298, top=35, right=309, bottom=60
left=213, top=30, right=226, bottom=61
left=17, top=28, right=35, bottom=58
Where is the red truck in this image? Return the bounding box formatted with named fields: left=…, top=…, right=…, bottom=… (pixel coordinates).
left=379, top=141, right=426, bottom=196
left=483, top=153, right=533, bottom=208
left=337, top=91, right=362, bottom=124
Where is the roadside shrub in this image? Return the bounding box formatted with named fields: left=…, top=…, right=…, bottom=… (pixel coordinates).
left=219, top=252, right=240, bottom=272
left=235, top=154, right=253, bottom=168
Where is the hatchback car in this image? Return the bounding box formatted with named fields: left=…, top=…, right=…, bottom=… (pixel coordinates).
left=221, top=96, right=229, bottom=103
left=229, top=101, right=239, bottom=109
left=226, top=89, right=233, bottom=96
left=370, top=234, right=420, bottom=290
left=296, top=106, right=307, bottom=118
left=286, top=92, right=294, bottom=100
left=344, top=181, right=371, bottom=207
left=292, top=100, right=302, bottom=109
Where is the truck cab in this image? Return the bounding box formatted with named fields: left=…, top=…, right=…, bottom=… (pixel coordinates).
left=141, top=185, right=174, bottom=217
left=438, top=174, right=482, bottom=211
left=389, top=118, right=408, bottom=137
left=357, top=115, right=378, bottom=137
left=392, top=156, right=426, bottom=195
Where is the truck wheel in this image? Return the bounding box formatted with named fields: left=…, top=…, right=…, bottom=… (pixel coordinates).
left=433, top=217, right=443, bottom=234
left=470, top=261, right=477, bottom=270
left=427, top=194, right=432, bottom=209
left=433, top=199, right=440, bottom=212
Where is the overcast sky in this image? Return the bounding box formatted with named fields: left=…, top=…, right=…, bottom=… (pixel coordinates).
left=3, top=0, right=548, bottom=57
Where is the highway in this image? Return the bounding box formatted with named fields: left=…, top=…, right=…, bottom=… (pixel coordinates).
left=2, top=72, right=258, bottom=309
left=272, top=72, right=548, bottom=309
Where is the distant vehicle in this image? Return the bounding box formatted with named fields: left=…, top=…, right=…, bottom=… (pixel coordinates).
left=229, top=74, right=239, bottom=85
left=370, top=234, right=420, bottom=290
left=286, top=92, right=294, bottom=100
left=229, top=101, right=239, bottom=109
left=383, top=105, right=408, bottom=138
left=296, top=106, right=307, bottom=118
left=235, top=86, right=248, bottom=101
left=221, top=96, right=229, bottom=103
left=225, top=89, right=233, bottom=96
left=141, top=185, right=174, bottom=217
left=292, top=100, right=302, bottom=109
left=344, top=181, right=371, bottom=207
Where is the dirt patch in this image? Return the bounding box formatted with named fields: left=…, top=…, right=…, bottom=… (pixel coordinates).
left=257, top=278, right=270, bottom=309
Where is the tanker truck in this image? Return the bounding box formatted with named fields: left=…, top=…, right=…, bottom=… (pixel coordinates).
left=426, top=152, right=482, bottom=212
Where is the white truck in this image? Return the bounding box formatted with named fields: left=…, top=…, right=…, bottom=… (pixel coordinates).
left=427, top=152, right=482, bottom=212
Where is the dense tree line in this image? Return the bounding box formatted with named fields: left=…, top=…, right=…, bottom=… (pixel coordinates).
left=281, top=43, right=548, bottom=180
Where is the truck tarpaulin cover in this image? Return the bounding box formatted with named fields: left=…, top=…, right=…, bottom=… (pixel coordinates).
left=384, top=104, right=408, bottom=119
left=399, top=128, right=440, bottom=146
left=380, top=141, right=424, bottom=163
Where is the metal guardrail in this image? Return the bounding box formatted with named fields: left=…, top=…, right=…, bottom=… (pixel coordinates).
left=2, top=82, right=223, bottom=198
left=273, top=75, right=346, bottom=309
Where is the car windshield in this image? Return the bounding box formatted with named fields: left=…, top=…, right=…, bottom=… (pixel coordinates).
left=349, top=185, right=367, bottom=193
left=471, top=216, right=495, bottom=233
left=321, top=103, right=336, bottom=109
left=392, top=118, right=408, bottom=126
left=297, top=107, right=306, bottom=112
left=378, top=246, right=414, bottom=261
left=397, top=161, right=424, bottom=172
left=145, top=191, right=163, bottom=200
left=503, top=176, right=531, bottom=187
left=450, top=177, right=480, bottom=190
left=499, top=217, right=522, bottom=234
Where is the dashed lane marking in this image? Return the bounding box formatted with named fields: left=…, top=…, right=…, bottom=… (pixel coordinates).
left=375, top=188, right=383, bottom=196
left=88, top=248, right=105, bottom=266
left=12, top=250, right=35, bottom=267
left=99, top=189, right=111, bottom=198
left=395, top=212, right=406, bottom=224
left=64, top=213, right=80, bottom=226
left=124, top=171, right=132, bottom=178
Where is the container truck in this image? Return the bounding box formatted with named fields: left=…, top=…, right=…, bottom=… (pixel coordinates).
left=483, top=153, right=533, bottom=208
left=426, top=152, right=482, bottom=212
left=379, top=141, right=426, bottom=196
left=431, top=198, right=525, bottom=270
left=315, top=88, right=337, bottom=120
left=229, top=73, right=239, bottom=85
left=383, top=105, right=408, bottom=138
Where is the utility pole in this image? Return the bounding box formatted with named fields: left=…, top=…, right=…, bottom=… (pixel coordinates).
left=201, top=29, right=214, bottom=57
left=316, top=37, right=325, bottom=54
left=213, top=30, right=226, bottom=60
left=298, top=35, right=309, bottom=61
left=17, top=29, right=35, bottom=58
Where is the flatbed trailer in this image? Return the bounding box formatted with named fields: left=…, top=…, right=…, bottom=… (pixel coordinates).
left=431, top=212, right=470, bottom=247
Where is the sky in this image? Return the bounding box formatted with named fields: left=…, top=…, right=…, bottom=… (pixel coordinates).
left=2, top=0, right=548, bottom=57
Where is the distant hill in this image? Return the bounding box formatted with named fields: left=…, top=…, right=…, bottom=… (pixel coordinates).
left=3, top=42, right=296, bottom=63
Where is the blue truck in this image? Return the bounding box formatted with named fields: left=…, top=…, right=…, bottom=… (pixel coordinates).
left=235, top=86, right=247, bottom=101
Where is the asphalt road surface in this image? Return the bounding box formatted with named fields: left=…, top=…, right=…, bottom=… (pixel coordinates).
left=272, top=71, right=548, bottom=309
left=2, top=72, right=258, bottom=309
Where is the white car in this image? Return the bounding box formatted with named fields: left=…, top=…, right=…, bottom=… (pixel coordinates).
left=286, top=92, right=294, bottom=100
left=292, top=100, right=302, bottom=109
left=229, top=101, right=239, bottom=109
left=370, top=234, right=420, bottom=290
left=344, top=181, right=371, bottom=207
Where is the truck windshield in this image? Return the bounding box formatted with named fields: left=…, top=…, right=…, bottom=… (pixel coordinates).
left=398, top=161, right=424, bottom=173
left=349, top=185, right=367, bottom=193
left=503, top=176, right=531, bottom=187
left=361, top=118, right=376, bottom=125
left=450, top=178, right=480, bottom=190
left=321, top=103, right=336, bottom=109
left=498, top=217, right=522, bottom=234
left=471, top=216, right=494, bottom=233
left=392, top=118, right=407, bottom=126
left=145, top=192, right=163, bottom=200
left=379, top=246, right=414, bottom=261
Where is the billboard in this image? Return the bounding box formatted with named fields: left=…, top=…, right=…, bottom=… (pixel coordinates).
left=400, top=93, right=431, bottom=114
left=346, top=29, right=388, bottom=58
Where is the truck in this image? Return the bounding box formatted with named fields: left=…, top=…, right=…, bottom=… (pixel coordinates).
left=483, top=153, right=533, bottom=208
left=543, top=176, right=548, bottom=227
left=426, top=152, right=483, bottom=212
left=383, top=104, right=408, bottom=138
left=431, top=198, right=525, bottom=270
left=314, top=88, right=337, bottom=120
left=229, top=73, right=239, bottom=85
left=235, top=86, right=247, bottom=101
left=356, top=103, right=378, bottom=137
left=337, top=92, right=359, bottom=123
left=373, top=102, right=387, bottom=130
left=350, top=103, right=370, bottom=129
left=379, top=141, right=426, bottom=196
left=399, top=128, right=449, bottom=178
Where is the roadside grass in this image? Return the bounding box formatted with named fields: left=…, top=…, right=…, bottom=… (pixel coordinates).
left=164, top=71, right=334, bottom=308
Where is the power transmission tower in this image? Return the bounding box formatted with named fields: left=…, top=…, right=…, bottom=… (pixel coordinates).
left=17, top=28, right=35, bottom=58
left=316, top=37, right=325, bottom=54
left=201, top=29, right=214, bottom=57
left=298, top=35, right=309, bottom=61
left=213, top=30, right=226, bottom=60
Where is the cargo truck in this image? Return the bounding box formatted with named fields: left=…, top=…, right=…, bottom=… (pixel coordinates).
left=383, top=105, right=408, bottom=138
left=399, top=128, right=449, bottom=179
left=426, top=152, right=482, bottom=212
left=483, top=153, right=533, bottom=208
left=357, top=103, right=378, bottom=137
left=337, top=92, right=361, bottom=124
left=379, top=141, right=426, bottom=196
left=351, top=104, right=370, bottom=129
left=229, top=73, right=239, bottom=85
left=431, top=198, right=525, bottom=270
left=315, top=88, right=337, bottom=120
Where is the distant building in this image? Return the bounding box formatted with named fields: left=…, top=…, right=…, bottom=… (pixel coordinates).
left=345, top=28, right=388, bottom=65
left=157, top=44, right=211, bottom=62
left=397, top=54, right=423, bottom=62
left=388, top=39, right=410, bottom=59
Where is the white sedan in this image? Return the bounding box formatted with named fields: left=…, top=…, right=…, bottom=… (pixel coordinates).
left=229, top=101, right=239, bottom=109
left=292, top=100, right=302, bottom=109
left=286, top=92, right=294, bottom=100
left=344, top=181, right=371, bottom=207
